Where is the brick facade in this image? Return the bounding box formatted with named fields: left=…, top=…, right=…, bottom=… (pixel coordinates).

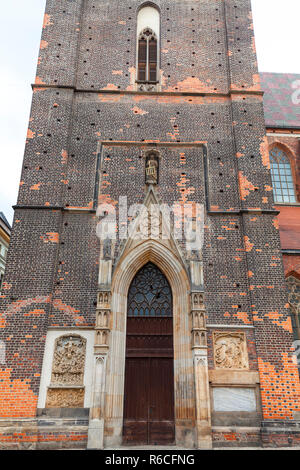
left=0, top=0, right=299, bottom=449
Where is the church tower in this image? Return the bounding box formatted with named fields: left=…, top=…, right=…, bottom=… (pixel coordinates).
left=0, top=0, right=299, bottom=449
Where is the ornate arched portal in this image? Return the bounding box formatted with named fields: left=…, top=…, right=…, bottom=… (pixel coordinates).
left=123, top=262, right=175, bottom=445
left=103, top=240, right=198, bottom=448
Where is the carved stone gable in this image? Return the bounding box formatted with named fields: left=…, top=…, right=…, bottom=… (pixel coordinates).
left=213, top=332, right=249, bottom=370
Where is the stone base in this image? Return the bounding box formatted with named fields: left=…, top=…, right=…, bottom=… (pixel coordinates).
left=175, top=420, right=197, bottom=448
left=87, top=419, right=104, bottom=449
left=212, top=423, right=300, bottom=448
left=196, top=422, right=212, bottom=449
left=1, top=419, right=300, bottom=449
left=0, top=416, right=88, bottom=450
left=212, top=426, right=261, bottom=448
left=261, top=421, right=300, bottom=448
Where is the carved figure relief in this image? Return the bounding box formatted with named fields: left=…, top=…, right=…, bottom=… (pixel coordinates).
left=46, top=335, right=86, bottom=408
left=50, top=335, right=86, bottom=386
left=213, top=332, right=248, bottom=370
left=102, top=237, right=112, bottom=260
left=145, top=151, right=159, bottom=185
left=46, top=388, right=84, bottom=408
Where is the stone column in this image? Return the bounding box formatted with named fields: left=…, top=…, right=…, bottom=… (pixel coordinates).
left=87, top=291, right=111, bottom=449
left=191, top=292, right=212, bottom=449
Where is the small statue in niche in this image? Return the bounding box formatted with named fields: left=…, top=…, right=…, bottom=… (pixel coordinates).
left=145, top=152, right=159, bottom=185
left=103, top=237, right=111, bottom=260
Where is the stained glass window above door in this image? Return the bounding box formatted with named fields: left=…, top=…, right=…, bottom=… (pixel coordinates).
left=127, top=262, right=172, bottom=317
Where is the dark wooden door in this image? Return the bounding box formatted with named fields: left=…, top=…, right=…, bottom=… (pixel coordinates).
left=123, top=263, right=175, bottom=445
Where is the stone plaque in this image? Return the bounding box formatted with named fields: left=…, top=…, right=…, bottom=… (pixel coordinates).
left=213, top=387, right=256, bottom=412
left=213, top=332, right=248, bottom=370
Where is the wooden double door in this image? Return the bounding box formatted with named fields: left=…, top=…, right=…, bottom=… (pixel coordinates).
left=123, top=263, right=175, bottom=445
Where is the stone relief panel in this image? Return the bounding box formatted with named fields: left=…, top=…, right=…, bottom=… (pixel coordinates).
left=213, top=332, right=249, bottom=370
left=46, top=388, right=85, bottom=408
left=46, top=335, right=86, bottom=408
left=50, top=335, right=86, bottom=386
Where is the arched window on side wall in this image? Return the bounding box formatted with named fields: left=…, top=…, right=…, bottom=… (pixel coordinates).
left=270, top=147, right=297, bottom=204
left=137, top=5, right=160, bottom=84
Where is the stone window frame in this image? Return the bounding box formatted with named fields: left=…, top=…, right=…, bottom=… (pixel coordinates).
left=135, top=3, right=161, bottom=86
left=137, top=28, right=159, bottom=84
left=269, top=144, right=298, bottom=204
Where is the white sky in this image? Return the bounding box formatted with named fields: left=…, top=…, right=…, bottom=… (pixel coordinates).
left=0, top=0, right=299, bottom=225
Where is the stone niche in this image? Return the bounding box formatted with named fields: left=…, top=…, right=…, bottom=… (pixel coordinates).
left=213, top=332, right=249, bottom=370
left=46, top=335, right=86, bottom=408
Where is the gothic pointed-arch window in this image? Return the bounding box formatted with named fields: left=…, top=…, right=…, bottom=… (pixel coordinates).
left=270, top=147, right=297, bottom=203
left=138, top=28, right=158, bottom=83
left=136, top=5, right=160, bottom=85
left=127, top=262, right=172, bottom=317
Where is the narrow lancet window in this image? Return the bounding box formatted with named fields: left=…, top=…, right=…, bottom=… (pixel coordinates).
left=138, top=28, right=158, bottom=83
left=136, top=5, right=160, bottom=86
